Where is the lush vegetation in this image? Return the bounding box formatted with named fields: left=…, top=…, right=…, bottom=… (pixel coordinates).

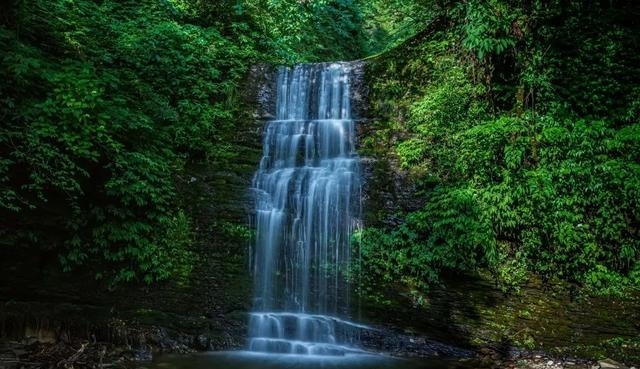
left=2, top=0, right=638, bottom=300
left=0, top=0, right=371, bottom=286
left=357, top=1, right=640, bottom=298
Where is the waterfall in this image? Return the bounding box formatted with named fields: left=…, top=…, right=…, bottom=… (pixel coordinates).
left=249, top=63, right=363, bottom=356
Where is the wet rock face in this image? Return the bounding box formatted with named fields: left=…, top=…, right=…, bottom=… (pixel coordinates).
left=250, top=62, right=368, bottom=121
left=347, top=60, right=368, bottom=121
left=353, top=61, right=425, bottom=227
left=249, top=64, right=278, bottom=121
left=358, top=326, right=474, bottom=359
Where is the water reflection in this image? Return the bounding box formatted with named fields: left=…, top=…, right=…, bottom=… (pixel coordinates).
left=145, top=351, right=481, bottom=369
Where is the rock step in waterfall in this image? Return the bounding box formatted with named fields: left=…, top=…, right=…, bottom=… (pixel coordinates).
left=248, top=312, right=370, bottom=355
left=250, top=63, right=365, bottom=356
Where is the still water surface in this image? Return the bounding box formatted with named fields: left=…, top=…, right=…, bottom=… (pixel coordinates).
left=146, top=351, right=480, bottom=369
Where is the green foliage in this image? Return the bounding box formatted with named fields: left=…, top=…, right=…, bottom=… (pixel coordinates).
left=354, top=0, right=441, bottom=56
left=352, top=224, right=437, bottom=304
left=362, top=1, right=640, bottom=298
left=0, top=0, right=261, bottom=286
left=461, top=0, right=518, bottom=60
left=242, top=0, right=366, bottom=63
left=220, top=221, right=254, bottom=241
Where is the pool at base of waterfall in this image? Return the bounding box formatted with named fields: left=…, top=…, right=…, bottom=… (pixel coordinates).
left=144, top=351, right=481, bottom=369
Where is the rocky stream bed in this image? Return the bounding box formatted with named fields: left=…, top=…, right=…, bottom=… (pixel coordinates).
left=1, top=334, right=637, bottom=369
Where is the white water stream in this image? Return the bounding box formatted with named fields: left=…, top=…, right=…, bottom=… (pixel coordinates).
left=249, top=63, right=363, bottom=355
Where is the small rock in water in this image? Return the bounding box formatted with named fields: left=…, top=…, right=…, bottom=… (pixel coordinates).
left=598, top=359, right=628, bottom=369
left=547, top=360, right=554, bottom=366
left=196, top=335, right=209, bottom=350
left=479, top=347, right=493, bottom=355
left=133, top=345, right=153, bottom=362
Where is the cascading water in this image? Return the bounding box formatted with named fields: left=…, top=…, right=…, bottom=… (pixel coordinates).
left=249, top=63, right=364, bottom=356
